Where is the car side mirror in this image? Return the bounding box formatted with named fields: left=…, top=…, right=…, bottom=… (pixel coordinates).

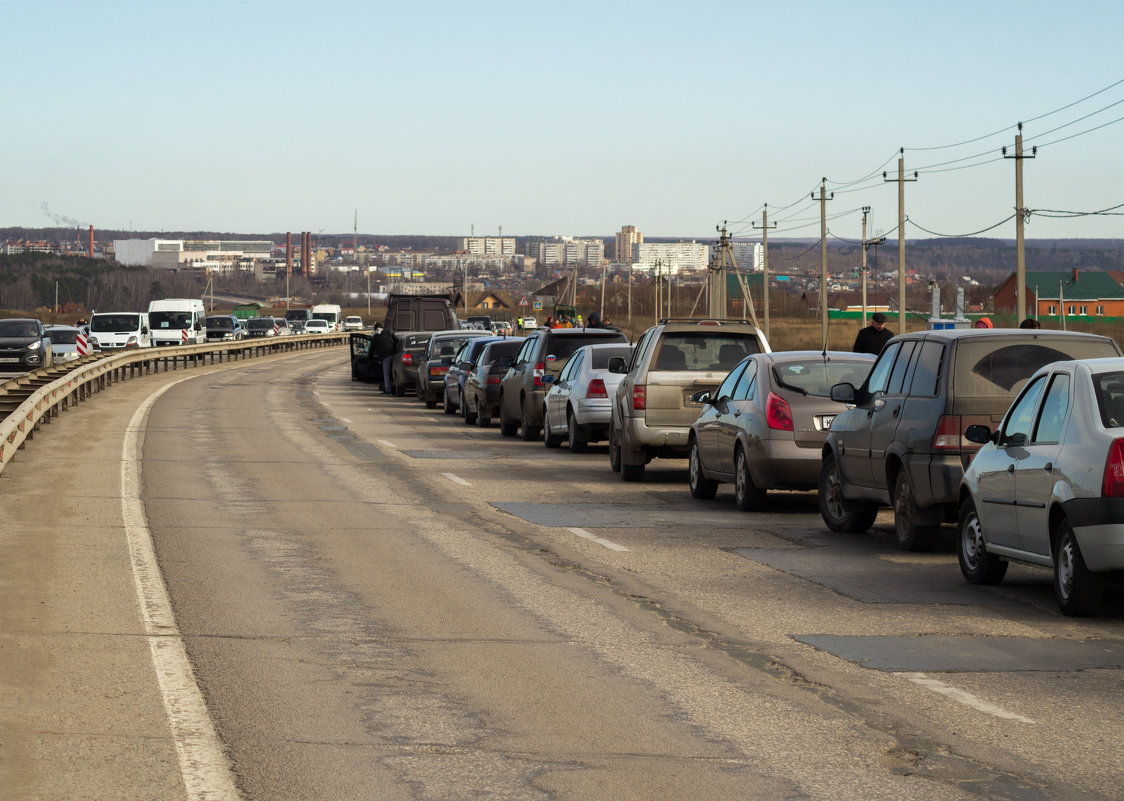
left=608, top=356, right=627, bottom=374
left=830, top=383, right=856, bottom=403
left=691, top=390, right=711, bottom=405
left=542, top=374, right=554, bottom=384
left=965, top=424, right=994, bottom=445
left=141, top=326, right=149, bottom=335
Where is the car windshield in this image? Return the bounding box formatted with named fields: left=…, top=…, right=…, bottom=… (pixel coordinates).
left=0, top=321, right=39, bottom=337
left=46, top=329, right=78, bottom=345
left=653, top=332, right=760, bottom=371
left=247, top=319, right=274, bottom=330
left=150, top=311, right=192, bottom=329
left=91, top=314, right=139, bottom=332
left=1093, top=370, right=1124, bottom=428
left=956, top=338, right=1120, bottom=397
left=206, top=317, right=234, bottom=329
left=772, top=358, right=872, bottom=397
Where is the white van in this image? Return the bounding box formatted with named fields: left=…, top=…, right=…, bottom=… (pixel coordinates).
left=88, top=312, right=152, bottom=350
left=148, top=299, right=206, bottom=346
left=311, top=303, right=343, bottom=331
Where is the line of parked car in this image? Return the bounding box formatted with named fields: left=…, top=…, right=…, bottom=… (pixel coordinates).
left=349, top=319, right=1124, bottom=616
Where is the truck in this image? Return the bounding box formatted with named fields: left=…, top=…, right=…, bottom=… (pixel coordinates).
left=311, top=303, right=343, bottom=331
left=384, top=294, right=458, bottom=333
left=147, top=298, right=206, bottom=346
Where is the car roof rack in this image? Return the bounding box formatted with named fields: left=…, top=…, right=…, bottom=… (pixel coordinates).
left=657, top=318, right=752, bottom=325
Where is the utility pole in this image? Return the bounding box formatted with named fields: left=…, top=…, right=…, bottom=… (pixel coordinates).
left=654, top=259, right=663, bottom=324
left=861, top=207, right=886, bottom=327
left=884, top=148, right=917, bottom=334
left=1004, top=123, right=1036, bottom=322
left=752, top=205, right=776, bottom=341
left=709, top=224, right=731, bottom=320
left=813, top=182, right=833, bottom=349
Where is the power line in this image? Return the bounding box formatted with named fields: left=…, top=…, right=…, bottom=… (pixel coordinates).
left=906, top=214, right=1015, bottom=238
left=1032, top=113, right=1124, bottom=149
left=1032, top=202, right=1124, bottom=218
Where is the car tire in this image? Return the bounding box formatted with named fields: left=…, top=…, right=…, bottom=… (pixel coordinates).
left=443, top=390, right=456, bottom=415
left=476, top=400, right=491, bottom=428
left=734, top=446, right=767, bottom=511
left=499, top=397, right=518, bottom=436
left=395, top=380, right=406, bottom=397
left=567, top=409, right=587, bottom=453
left=464, top=396, right=478, bottom=425
left=521, top=399, right=541, bottom=441
left=608, top=421, right=622, bottom=473
left=543, top=406, right=562, bottom=448
left=957, top=497, right=1008, bottom=584
left=425, top=391, right=438, bottom=409
left=818, top=453, right=878, bottom=533
left=892, top=469, right=939, bottom=551
left=688, top=437, right=718, bottom=499
left=1054, top=517, right=1104, bottom=616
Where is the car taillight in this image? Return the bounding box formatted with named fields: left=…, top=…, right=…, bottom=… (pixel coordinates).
left=430, top=365, right=448, bottom=377
left=765, top=392, right=793, bottom=431
left=486, top=375, right=501, bottom=384
left=933, top=415, right=964, bottom=450
left=533, top=361, right=546, bottom=387
left=586, top=378, right=607, bottom=399
left=402, top=353, right=413, bottom=365
left=1101, top=438, right=1124, bottom=497
left=632, top=384, right=646, bottom=411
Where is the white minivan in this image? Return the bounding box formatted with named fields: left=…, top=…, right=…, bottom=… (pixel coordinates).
left=148, top=299, right=206, bottom=346
left=89, top=311, right=152, bottom=350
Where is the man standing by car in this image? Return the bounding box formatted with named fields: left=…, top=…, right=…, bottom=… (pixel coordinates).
left=853, top=312, right=893, bottom=355
left=372, top=322, right=397, bottom=394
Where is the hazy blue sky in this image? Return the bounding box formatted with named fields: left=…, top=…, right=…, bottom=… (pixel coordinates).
left=5, top=1, right=1123, bottom=241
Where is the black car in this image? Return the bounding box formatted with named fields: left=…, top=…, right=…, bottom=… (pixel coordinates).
left=443, top=337, right=503, bottom=415
left=417, top=330, right=494, bottom=408
left=0, top=318, right=53, bottom=370
left=391, top=332, right=433, bottom=396
left=463, top=339, right=523, bottom=426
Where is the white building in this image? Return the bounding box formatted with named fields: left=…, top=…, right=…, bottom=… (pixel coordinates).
left=459, top=236, right=515, bottom=257
left=114, top=238, right=274, bottom=270
left=730, top=241, right=764, bottom=271
left=636, top=240, right=709, bottom=272
left=525, top=236, right=604, bottom=267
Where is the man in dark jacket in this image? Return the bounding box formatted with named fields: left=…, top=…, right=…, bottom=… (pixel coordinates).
left=372, top=323, right=397, bottom=394
left=853, top=312, right=893, bottom=355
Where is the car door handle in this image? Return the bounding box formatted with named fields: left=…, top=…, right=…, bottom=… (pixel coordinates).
left=891, top=405, right=900, bottom=417
left=733, top=410, right=741, bottom=417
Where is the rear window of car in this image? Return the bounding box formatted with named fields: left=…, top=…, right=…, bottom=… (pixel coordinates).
left=482, top=341, right=521, bottom=363
left=772, top=357, right=874, bottom=398
left=589, top=345, right=634, bottom=370
left=653, top=332, right=761, bottom=372
left=546, top=332, right=627, bottom=361
left=1093, top=371, right=1124, bottom=428
left=954, top=337, right=1120, bottom=398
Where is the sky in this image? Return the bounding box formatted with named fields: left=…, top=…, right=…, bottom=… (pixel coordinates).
left=5, top=1, right=1124, bottom=242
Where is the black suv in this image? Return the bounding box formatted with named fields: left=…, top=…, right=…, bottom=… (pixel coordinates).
left=499, top=327, right=629, bottom=440
left=819, top=328, right=1122, bottom=550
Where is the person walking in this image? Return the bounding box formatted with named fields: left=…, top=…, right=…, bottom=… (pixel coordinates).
left=372, top=322, right=397, bottom=394
left=853, top=312, right=894, bottom=355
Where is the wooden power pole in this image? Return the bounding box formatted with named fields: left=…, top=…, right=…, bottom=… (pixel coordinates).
left=1004, top=123, right=1036, bottom=322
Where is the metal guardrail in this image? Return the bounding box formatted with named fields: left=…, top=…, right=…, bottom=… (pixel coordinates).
left=0, top=332, right=347, bottom=476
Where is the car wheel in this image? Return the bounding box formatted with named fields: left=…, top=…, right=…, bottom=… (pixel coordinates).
left=1054, top=517, right=1104, bottom=616
left=521, top=399, right=541, bottom=441
left=499, top=395, right=518, bottom=436
left=463, top=395, right=477, bottom=425
left=734, top=446, right=767, bottom=511
left=893, top=469, right=939, bottom=551
left=957, top=497, right=1008, bottom=584
left=425, top=391, right=438, bottom=409
left=818, top=453, right=878, bottom=533
left=476, top=400, right=491, bottom=428
left=608, top=421, right=622, bottom=473
left=567, top=409, right=587, bottom=453
left=543, top=406, right=562, bottom=448
left=395, top=380, right=406, bottom=397
left=443, top=389, right=456, bottom=415
left=688, top=437, right=718, bottom=499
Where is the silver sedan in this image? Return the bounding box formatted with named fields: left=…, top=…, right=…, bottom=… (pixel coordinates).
left=542, top=343, right=635, bottom=452
left=959, top=357, right=1124, bottom=615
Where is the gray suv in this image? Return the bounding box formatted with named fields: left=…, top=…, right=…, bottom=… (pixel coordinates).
left=819, top=328, right=1122, bottom=550
left=499, top=327, right=629, bottom=440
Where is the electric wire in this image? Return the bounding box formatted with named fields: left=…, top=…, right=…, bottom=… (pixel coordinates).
left=1032, top=202, right=1124, bottom=218
left=907, top=215, right=1016, bottom=238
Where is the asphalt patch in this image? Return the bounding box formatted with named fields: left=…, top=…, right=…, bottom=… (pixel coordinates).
left=795, top=634, right=1124, bottom=672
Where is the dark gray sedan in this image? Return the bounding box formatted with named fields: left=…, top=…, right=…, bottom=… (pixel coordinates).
left=688, top=351, right=875, bottom=510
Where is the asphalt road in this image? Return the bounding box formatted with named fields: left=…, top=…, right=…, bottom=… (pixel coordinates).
left=2, top=349, right=1122, bottom=800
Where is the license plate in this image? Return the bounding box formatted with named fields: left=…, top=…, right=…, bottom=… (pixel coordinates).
left=684, top=391, right=703, bottom=407
left=821, top=415, right=835, bottom=430
left=0, top=357, right=20, bottom=363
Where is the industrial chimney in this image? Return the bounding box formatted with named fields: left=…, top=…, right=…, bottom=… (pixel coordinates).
left=88, top=225, right=94, bottom=258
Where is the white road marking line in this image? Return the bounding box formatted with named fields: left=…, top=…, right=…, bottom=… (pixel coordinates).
left=442, top=472, right=471, bottom=486
left=123, top=378, right=241, bottom=800
left=377, top=439, right=397, bottom=449
left=567, top=527, right=630, bottom=552
left=899, top=672, right=1035, bottom=724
